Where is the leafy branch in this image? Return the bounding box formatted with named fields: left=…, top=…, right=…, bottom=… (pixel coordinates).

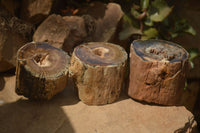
left=120, top=0, right=196, bottom=41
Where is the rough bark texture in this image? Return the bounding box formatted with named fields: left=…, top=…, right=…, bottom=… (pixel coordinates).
left=62, top=16, right=88, bottom=54
left=15, top=42, right=70, bottom=100
left=78, top=2, right=124, bottom=44
left=20, top=0, right=53, bottom=24
left=79, top=2, right=124, bottom=42
left=33, top=2, right=124, bottom=54
left=70, top=42, right=127, bottom=105
left=33, top=14, right=70, bottom=49
left=128, top=39, right=189, bottom=105
left=33, top=14, right=87, bottom=54
left=0, top=7, right=33, bottom=72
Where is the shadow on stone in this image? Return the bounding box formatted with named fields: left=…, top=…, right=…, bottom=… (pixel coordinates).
left=0, top=76, right=78, bottom=133
left=50, top=77, right=80, bottom=106
left=0, top=74, right=79, bottom=133
left=0, top=99, right=75, bottom=133
left=0, top=68, right=16, bottom=91
left=0, top=76, right=5, bottom=91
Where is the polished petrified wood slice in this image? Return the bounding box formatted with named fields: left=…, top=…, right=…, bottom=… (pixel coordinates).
left=70, top=42, right=127, bottom=105
left=16, top=42, right=70, bottom=100
left=128, top=39, right=189, bottom=105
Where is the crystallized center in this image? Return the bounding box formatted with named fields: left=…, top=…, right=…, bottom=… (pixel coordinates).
left=92, top=47, right=109, bottom=58
left=33, top=54, right=51, bottom=67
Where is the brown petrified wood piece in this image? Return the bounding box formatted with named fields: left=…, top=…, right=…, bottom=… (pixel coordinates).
left=15, top=42, right=70, bottom=100
left=70, top=42, right=127, bottom=105
left=33, top=14, right=87, bottom=54
left=78, top=2, right=124, bottom=42
left=0, top=7, right=33, bottom=72
left=20, top=0, right=53, bottom=24
left=128, top=39, right=189, bottom=105
left=33, top=2, right=124, bottom=54
left=33, top=14, right=71, bottom=49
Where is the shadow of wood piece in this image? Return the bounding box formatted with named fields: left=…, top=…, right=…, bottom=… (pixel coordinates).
left=0, top=99, right=75, bottom=133
left=181, top=80, right=200, bottom=112
left=0, top=76, right=5, bottom=91
left=0, top=75, right=77, bottom=133
left=193, top=81, right=200, bottom=131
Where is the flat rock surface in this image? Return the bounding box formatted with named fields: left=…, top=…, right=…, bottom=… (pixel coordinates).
left=0, top=75, right=197, bottom=133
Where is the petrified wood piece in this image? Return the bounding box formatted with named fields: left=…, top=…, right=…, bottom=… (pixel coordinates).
left=78, top=2, right=124, bottom=43
left=128, top=39, right=189, bottom=105
left=34, top=2, right=124, bottom=54
left=0, top=7, right=33, bottom=72
left=70, top=42, right=127, bottom=105
left=16, top=42, right=70, bottom=100
left=33, top=14, right=70, bottom=49
left=20, top=0, right=53, bottom=24
left=33, top=14, right=87, bottom=54
left=62, top=16, right=88, bottom=54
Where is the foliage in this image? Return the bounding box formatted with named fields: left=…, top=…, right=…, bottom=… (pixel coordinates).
left=188, top=48, right=199, bottom=69
left=184, top=48, right=199, bottom=90
left=58, top=0, right=196, bottom=41
left=119, top=0, right=196, bottom=41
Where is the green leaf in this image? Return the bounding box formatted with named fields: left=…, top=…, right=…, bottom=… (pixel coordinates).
left=141, top=28, right=158, bottom=40
left=188, top=48, right=199, bottom=69
left=132, top=4, right=140, bottom=10
left=149, top=0, right=173, bottom=22
left=189, top=61, right=194, bottom=69
left=169, top=32, right=178, bottom=38
left=184, top=25, right=196, bottom=36
left=119, top=26, right=142, bottom=40
left=188, top=48, right=199, bottom=61
left=151, top=0, right=168, bottom=8
left=141, top=0, right=149, bottom=10
left=184, top=81, right=188, bottom=90
left=144, top=17, right=154, bottom=26
left=120, top=15, right=142, bottom=40
left=123, top=14, right=133, bottom=26
left=150, top=7, right=172, bottom=22
left=131, top=8, right=140, bottom=19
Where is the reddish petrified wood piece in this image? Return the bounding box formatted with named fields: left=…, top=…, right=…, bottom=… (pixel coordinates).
left=70, top=42, right=127, bottom=105
left=16, top=42, right=70, bottom=100
left=128, top=39, right=189, bottom=105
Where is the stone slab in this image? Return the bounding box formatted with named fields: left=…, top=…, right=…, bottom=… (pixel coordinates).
left=0, top=75, right=197, bottom=133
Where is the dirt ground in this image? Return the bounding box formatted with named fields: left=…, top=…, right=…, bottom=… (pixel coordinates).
left=0, top=75, right=197, bottom=133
